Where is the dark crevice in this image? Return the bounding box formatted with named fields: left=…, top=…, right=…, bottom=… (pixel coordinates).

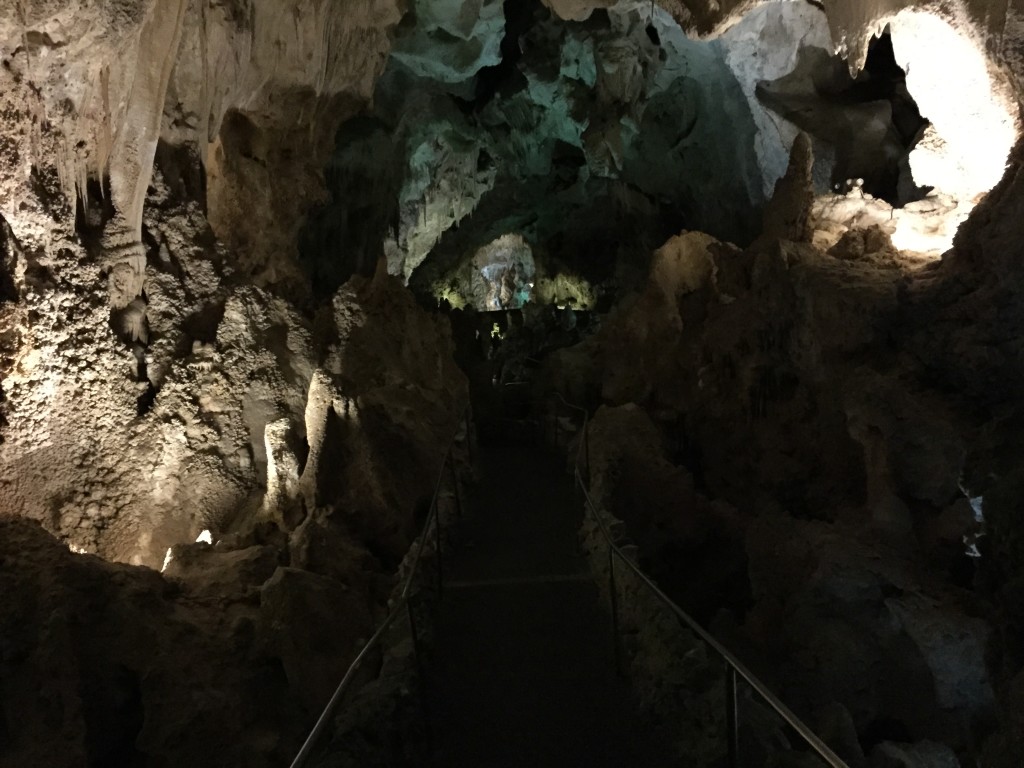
left=74, top=175, right=115, bottom=241
left=181, top=300, right=226, bottom=355
left=133, top=340, right=157, bottom=418
left=23, top=257, right=56, bottom=293
left=0, top=216, right=17, bottom=304
left=316, top=406, right=349, bottom=505
left=299, top=116, right=402, bottom=301
left=154, top=140, right=207, bottom=208
left=860, top=717, right=913, bottom=752
left=948, top=551, right=978, bottom=589
left=0, top=380, right=7, bottom=445
left=295, top=434, right=310, bottom=478
left=465, top=0, right=545, bottom=110
left=82, top=664, right=145, bottom=767
left=756, top=29, right=931, bottom=207
left=136, top=381, right=157, bottom=418
left=580, top=8, right=611, bottom=30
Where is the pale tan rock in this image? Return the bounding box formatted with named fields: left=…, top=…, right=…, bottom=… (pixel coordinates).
left=757, top=132, right=814, bottom=245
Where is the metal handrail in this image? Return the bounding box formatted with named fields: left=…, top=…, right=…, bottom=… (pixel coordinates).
left=289, top=407, right=471, bottom=768
left=552, top=394, right=849, bottom=768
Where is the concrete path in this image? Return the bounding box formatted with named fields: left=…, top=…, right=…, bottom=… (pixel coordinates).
left=425, top=437, right=672, bottom=767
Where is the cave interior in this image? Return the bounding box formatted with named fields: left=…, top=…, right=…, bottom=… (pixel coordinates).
left=2, top=0, right=1024, bottom=766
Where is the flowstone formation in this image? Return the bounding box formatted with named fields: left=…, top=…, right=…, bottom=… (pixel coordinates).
left=0, top=0, right=413, bottom=563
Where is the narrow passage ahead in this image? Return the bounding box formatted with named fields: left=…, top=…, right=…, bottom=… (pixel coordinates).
left=425, top=435, right=671, bottom=767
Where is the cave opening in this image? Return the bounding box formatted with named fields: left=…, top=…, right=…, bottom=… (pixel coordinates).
left=469, top=233, right=535, bottom=311
left=754, top=27, right=931, bottom=209
left=848, top=28, right=931, bottom=206
left=751, top=7, right=1016, bottom=255
left=468, top=0, right=545, bottom=109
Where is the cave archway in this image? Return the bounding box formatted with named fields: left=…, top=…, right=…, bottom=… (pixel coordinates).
left=885, top=10, right=1017, bottom=202
left=767, top=8, right=1020, bottom=256
left=469, top=234, right=536, bottom=311
left=752, top=23, right=934, bottom=209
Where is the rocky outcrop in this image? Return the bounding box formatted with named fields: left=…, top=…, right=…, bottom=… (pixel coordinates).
left=296, top=259, right=469, bottom=565
left=537, top=128, right=1012, bottom=760
left=577, top=407, right=725, bottom=765
left=743, top=515, right=992, bottom=749
left=0, top=252, right=467, bottom=765
left=585, top=403, right=748, bottom=622
left=1, top=127, right=467, bottom=569
left=0, top=517, right=318, bottom=768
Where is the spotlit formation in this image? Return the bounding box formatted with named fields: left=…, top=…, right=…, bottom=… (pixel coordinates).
left=809, top=10, right=1018, bottom=256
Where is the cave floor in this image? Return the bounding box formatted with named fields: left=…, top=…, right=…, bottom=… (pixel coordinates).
left=424, top=434, right=673, bottom=767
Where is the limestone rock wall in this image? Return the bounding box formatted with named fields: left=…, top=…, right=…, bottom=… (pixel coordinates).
left=0, top=171, right=466, bottom=572
left=0, top=253, right=467, bottom=765
left=171, top=0, right=405, bottom=293
left=0, top=0, right=409, bottom=566
left=539, top=129, right=1024, bottom=762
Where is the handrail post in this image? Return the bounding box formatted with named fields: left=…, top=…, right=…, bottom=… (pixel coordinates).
left=434, top=501, right=443, bottom=600
left=545, top=392, right=849, bottom=768
left=583, top=422, right=591, bottom=486
left=407, top=598, right=434, bottom=749
left=450, top=456, right=463, bottom=521
left=726, top=666, right=739, bottom=768
left=608, top=547, right=622, bottom=676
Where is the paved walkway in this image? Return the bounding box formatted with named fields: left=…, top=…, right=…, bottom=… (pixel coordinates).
left=425, top=436, right=672, bottom=767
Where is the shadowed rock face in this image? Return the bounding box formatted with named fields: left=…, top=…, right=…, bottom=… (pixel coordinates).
left=755, top=44, right=918, bottom=204
left=0, top=516, right=305, bottom=768
left=529, top=126, right=1024, bottom=763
